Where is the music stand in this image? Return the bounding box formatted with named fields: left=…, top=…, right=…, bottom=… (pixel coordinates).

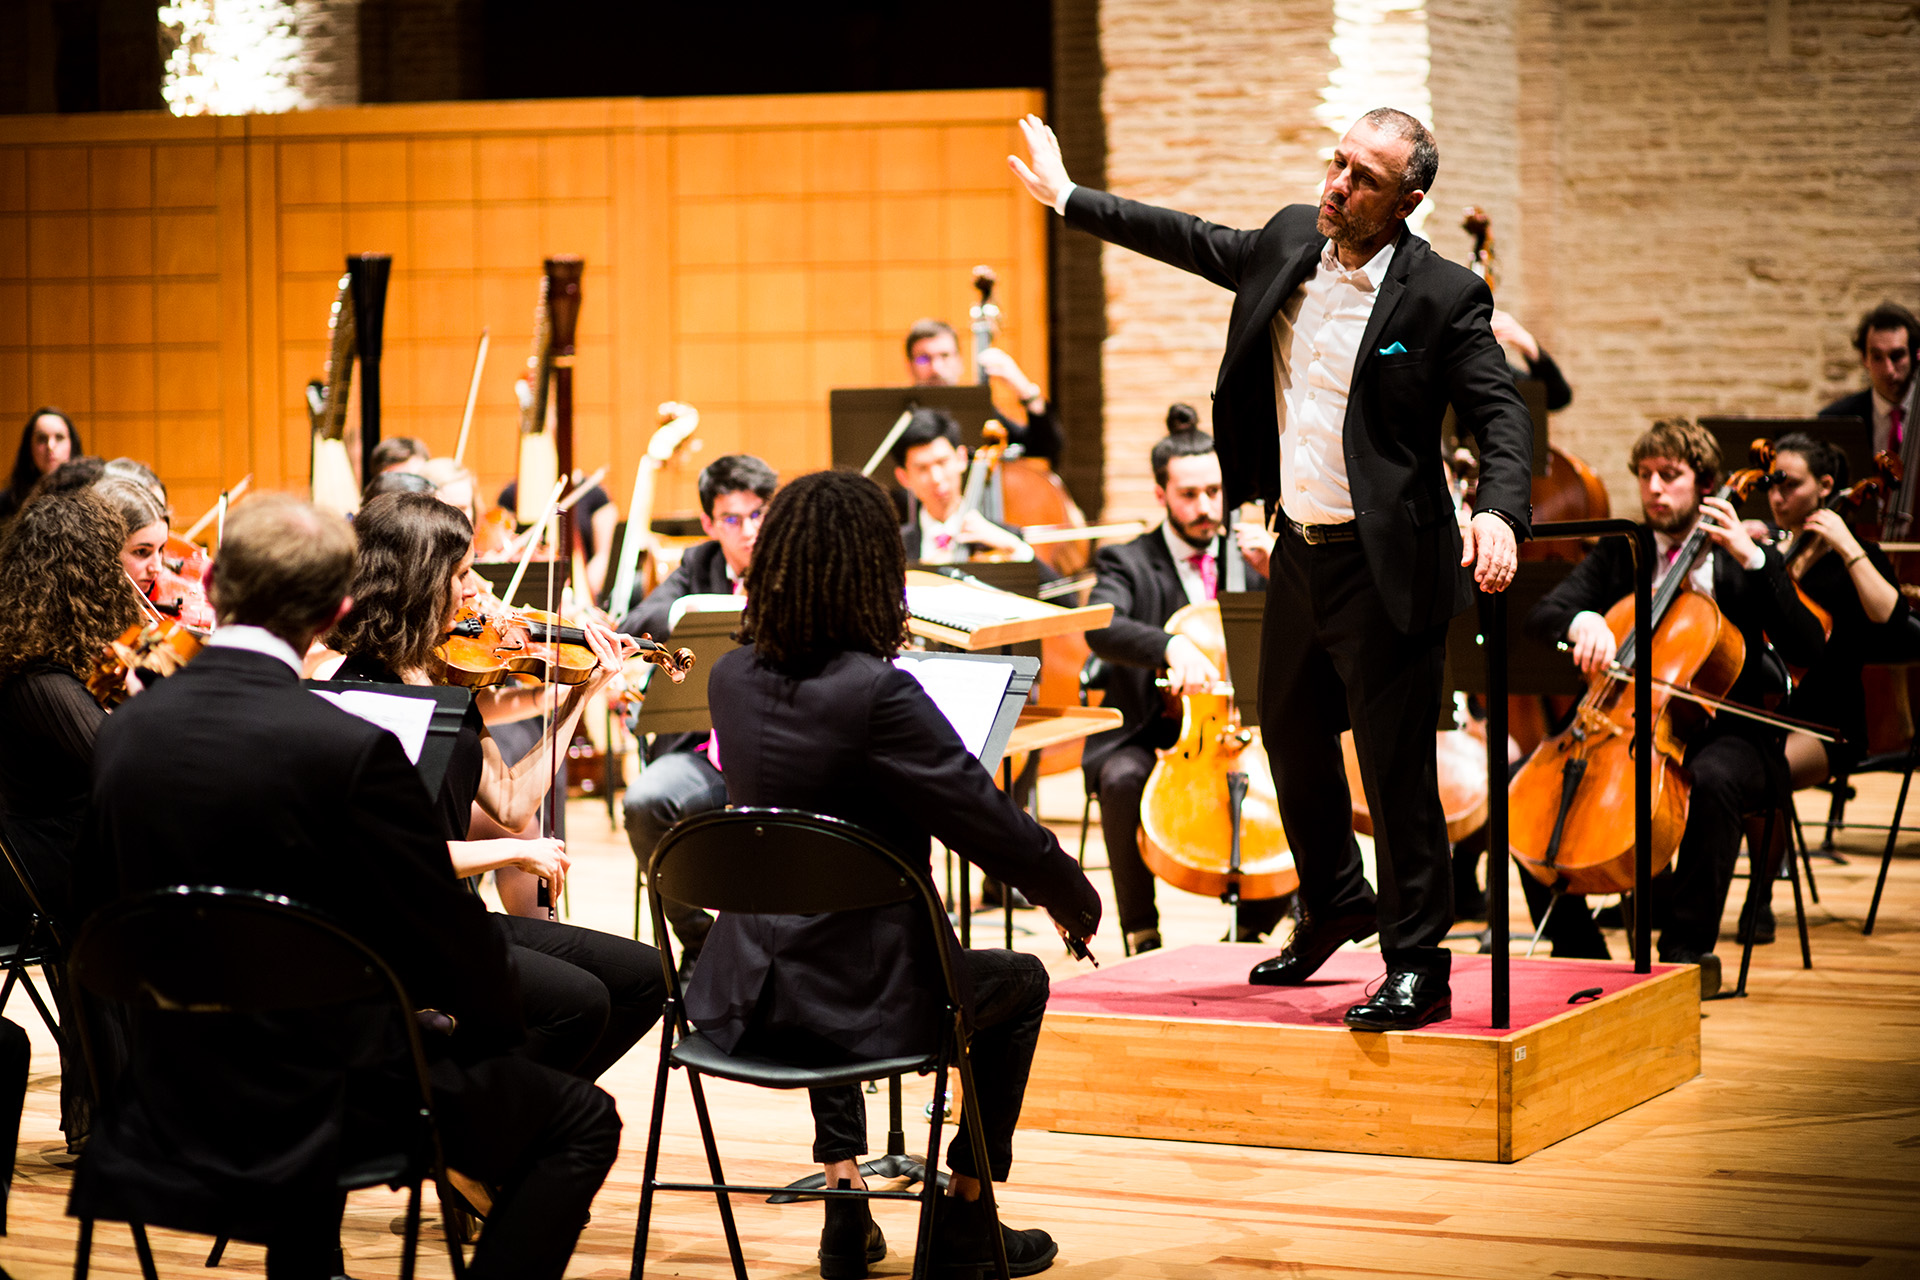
left=303, top=680, right=474, bottom=800
left=1701, top=415, right=1873, bottom=519
left=1444, top=560, right=1585, bottom=700
left=829, top=385, right=998, bottom=472
left=892, top=651, right=1039, bottom=776
left=627, top=608, right=743, bottom=738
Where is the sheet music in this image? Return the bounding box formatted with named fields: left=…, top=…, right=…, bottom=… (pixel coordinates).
left=313, top=688, right=436, bottom=763
left=894, top=656, right=1015, bottom=759
left=906, top=580, right=1055, bottom=631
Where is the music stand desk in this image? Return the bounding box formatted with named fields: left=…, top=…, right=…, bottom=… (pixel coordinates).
left=906, top=569, right=1112, bottom=649
left=1006, top=705, right=1123, bottom=755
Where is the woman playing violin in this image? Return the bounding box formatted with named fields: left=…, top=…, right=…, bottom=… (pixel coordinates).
left=324, top=492, right=664, bottom=1084
left=0, top=488, right=143, bottom=1151
left=93, top=476, right=215, bottom=633
left=1761, top=433, right=1905, bottom=786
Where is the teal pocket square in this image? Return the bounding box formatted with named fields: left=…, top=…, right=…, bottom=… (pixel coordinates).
left=1378, top=341, right=1408, bottom=355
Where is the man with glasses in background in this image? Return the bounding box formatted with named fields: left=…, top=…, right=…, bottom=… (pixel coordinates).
left=905, top=318, right=1062, bottom=462
left=619, top=454, right=776, bottom=973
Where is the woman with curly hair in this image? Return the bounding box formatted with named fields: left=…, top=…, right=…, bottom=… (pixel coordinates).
left=689, top=467, right=1102, bottom=1279
left=0, top=408, right=82, bottom=523
left=0, top=489, right=142, bottom=929
left=324, top=492, right=664, bottom=1089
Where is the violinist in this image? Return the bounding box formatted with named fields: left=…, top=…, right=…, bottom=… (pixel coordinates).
left=82, top=494, right=621, bottom=1280
left=1524, top=420, right=1827, bottom=982
left=1762, top=434, right=1904, bottom=786
left=0, top=489, right=143, bottom=1153
left=325, top=493, right=666, bottom=1084
left=892, top=410, right=1035, bottom=564
left=905, top=318, right=1061, bottom=462
left=618, top=453, right=775, bottom=973
left=1083, top=408, right=1288, bottom=955
left=0, top=407, right=81, bottom=523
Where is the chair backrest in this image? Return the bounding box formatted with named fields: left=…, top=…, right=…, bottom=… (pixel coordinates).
left=70, top=885, right=399, bottom=1016
left=651, top=808, right=923, bottom=917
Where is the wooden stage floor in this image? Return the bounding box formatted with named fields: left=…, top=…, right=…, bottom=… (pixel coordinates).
left=1, top=772, right=1916, bottom=1278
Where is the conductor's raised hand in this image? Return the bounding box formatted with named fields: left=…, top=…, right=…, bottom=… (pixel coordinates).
left=1009, top=114, right=1071, bottom=209
left=1463, top=510, right=1518, bottom=592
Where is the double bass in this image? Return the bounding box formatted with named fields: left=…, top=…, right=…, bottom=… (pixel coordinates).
left=1507, top=447, right=1778, bottom=895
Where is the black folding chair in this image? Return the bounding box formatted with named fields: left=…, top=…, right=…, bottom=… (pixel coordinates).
left=0, top=827, right=68, bottom=1049
left=65, top=886, right=466, bottom=1280
left=631, top=807, right=1010, bottom=1280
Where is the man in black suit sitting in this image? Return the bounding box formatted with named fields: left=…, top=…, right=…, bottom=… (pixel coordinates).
left=81, top=494, right=619, bottom=1280
left=892, top=409, right=1037, bottom=565
left=619, top=453, right=776, bottom=969
left=1820, top=302, right=1917, bottom=454
left=691, top=468, right=1100, bottom=1278
left=1083, top=409, right=1289, bottom=954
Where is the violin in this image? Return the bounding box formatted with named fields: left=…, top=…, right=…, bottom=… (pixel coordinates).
left=1507, top=444, right=1778, bottom=896
left=433, top=604, right=693, bottom=692
left=1136, top=601, right=1299, bottom=904
left=88, top=615, right=203, bottom=708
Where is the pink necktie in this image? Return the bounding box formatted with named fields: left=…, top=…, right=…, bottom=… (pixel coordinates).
left=1893, top=405, right=1906, bottom=450
left=1189, top=551, right=1218, bottom=601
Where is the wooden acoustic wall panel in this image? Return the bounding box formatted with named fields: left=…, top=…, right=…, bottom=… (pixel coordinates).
left=0, top=113, right=247, bottom=521
left=0, top=90, right=1047, bottom=523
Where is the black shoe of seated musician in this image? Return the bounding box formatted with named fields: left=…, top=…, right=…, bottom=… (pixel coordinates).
left=979, top=878, right=1032, bottom=910
left=1660, top=948, right=1723, bottom=999
left=1343, top=969, right=1452, bottom=1031
left=819, top=1180, right=886, bottom=1279
left=1247, top=910, right=1377, bottom=985
left=932, top=1195, right=1058, bottom=1278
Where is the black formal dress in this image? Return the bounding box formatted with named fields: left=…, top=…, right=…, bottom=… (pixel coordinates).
left=0, top=663, right=102, bottom=933
left=332, top=653, right=665, bottom=1084
left=79, top=642, right=619, bottom=1280
left=688, top=644, right=1100, bottom=1178
left=1063, top=189, right=1533, bottom=981
left=1524, top=537, right=1827, bottom=959
left=1782, top=540, right=1906, bottom=777
left=1081, top=528, right=1285, bottom=938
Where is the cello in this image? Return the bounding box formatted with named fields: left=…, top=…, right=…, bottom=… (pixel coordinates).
left=1137, top=601, right=1299, bottom=918
left=1507, top=446, right=1778, bottom=895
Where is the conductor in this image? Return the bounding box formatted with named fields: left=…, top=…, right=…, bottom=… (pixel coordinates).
left=1011, top=109, right=1532, bottom=1029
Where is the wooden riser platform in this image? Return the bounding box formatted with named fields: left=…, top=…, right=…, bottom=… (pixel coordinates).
left=1020, top=945, right=1700, bottom=1162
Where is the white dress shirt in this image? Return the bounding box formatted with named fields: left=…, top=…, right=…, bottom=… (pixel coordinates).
left=1271, top=238, right=1397, bottom=526
left=205, top=624, right=304, bottom=676
left=1162, top=521, right=1213, bottom=607
left=915, top=506, right=1032, bottom=564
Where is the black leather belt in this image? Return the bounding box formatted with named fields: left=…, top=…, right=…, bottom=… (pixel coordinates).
left=1286, top=517, right=1357, bottom=545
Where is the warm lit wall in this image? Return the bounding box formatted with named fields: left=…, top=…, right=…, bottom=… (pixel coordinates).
left=0, top=89, right=1049, bottom=522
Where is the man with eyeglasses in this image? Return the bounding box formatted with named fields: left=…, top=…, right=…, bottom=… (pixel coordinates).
left=906, top=317, right=1062, bottom=462
left=618, top=454, right=776, bottom=972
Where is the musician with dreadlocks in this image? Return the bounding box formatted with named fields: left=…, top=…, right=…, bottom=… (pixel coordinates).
left=686, top=467, right=1099, bottom=1279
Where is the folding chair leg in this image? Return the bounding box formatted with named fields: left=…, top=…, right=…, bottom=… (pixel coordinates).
left=398, top=1181, right=422, bottom=1280
left=0, top=965, right=17, bottom=1016
left=949, top=1048, right=1012, bottom=1280
left=1790, top=806, right=1819, bottom=904
left=1822, top=769, right=1849, bottom=853
left=1786, top=826, right=1812, bottom=970
left=1716, top=807, right=1779, bottom=1001
left=74, top=1216, right=93, bottom=1280
left=1076, top=791, right=1093, bottom=867
left=131, top=1222, right=161, bottom=1280
left=630, top=1023, right=678, bottom=1280
left=1864, top=747, right=1916, bottom=935
left=206, top=1231, right=228, bottom=1265
left=685, top=1072, right=749, bottom=1280
left=20, top=967, right=62, bottom=1050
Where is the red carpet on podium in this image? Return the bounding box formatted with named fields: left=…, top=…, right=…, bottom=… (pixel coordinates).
left=1046, top=944, right=1682, bottom=1036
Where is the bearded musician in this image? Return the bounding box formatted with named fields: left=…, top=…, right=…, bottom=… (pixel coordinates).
left=1083, top=409, right=1290, bottom=954
left=1523, top=419, right=1827, bottom=988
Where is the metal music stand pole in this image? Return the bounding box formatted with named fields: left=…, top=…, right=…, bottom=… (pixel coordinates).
left=1485, top=587, right=1510, bottom=1029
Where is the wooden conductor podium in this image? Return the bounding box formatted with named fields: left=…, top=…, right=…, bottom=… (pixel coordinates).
left=1022, top=582, right=1701, bottom=1163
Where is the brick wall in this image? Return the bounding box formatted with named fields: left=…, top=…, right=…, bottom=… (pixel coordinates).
left=1094, top=0, right=1337, bottom=520
left=1053, top=0, right=1108, bottom=517
left=1085, top=0, right=1920, bottom=519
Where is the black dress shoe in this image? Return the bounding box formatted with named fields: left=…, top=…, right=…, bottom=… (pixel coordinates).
left=1343, top=970, right=1451, bottom=1031
left=1736, top=902, right=1776, bottom=946
left=819, top=1180, right=886, bottom=1279
left=932, top=1195, right=1058, bottom=1278
left=1247, top=910, right=1377, bottom=985
left=1661, top=949, right=1722, bottom=999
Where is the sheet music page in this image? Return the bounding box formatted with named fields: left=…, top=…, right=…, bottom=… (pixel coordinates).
left=313, top=689, right=436, bottom=763
left=894, top=657, right=1015, bottom=759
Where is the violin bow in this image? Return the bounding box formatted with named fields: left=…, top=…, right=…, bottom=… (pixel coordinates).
left=500, top=475, right=569, bottom=610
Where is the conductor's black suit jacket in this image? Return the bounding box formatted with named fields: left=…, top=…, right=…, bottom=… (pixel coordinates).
left=75, top=646, right=521, bottom=1236
left=1081, top=529, right=1266, bottom=785
left=687, top=645, right=1101, bottom=1061
left=1063, top=190, right=1534, bottom=633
